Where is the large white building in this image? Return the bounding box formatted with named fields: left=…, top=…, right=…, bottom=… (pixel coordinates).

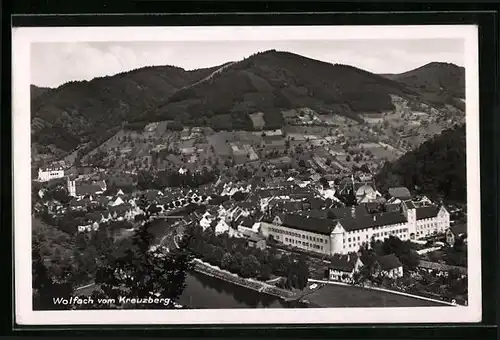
left=260, top=200, right=450, bottom=256
left=38, top=167, right=66, bottom=182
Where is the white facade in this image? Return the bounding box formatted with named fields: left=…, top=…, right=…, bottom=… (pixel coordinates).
left=261, top=203, right=450, bottom=256
left=329, top=257, right=364, bottom=282
left=38, top=168, right=65, bottom=182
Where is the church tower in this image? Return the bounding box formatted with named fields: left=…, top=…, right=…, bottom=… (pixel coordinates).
left=67, top=176, right=76, bottom=197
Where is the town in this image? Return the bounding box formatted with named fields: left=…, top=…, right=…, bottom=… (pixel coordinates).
left=32, top=119, right=468, bottom=308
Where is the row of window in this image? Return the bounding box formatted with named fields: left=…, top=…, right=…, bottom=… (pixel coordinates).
left=269, top=227, right=328, bottom=243
left=43, top=172, right=63, bottom=177
left=418, top=222, right=438, bottom=230
left=284, top=237, right=324, bottom=250
left=346, top=223, right=405, bottom=234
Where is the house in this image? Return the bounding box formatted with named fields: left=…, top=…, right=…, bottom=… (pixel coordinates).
left=68, top=179, right=107, bottom=198
left=373, top=254, right=403, bottom=279
left=446, top=223, right=467, bottom=247
left=245, top=233, right=267, bottom=250
left=144, top=190, right=163, bottom=202
left=38, top=166, right=65, bottom=182
left=388, top=187, right=412, bottom=200
left=110, top=196, right=126, bottom=207
left=97, top=196, right=111, bottom=207
left=69, top=197, right=91, bottom=211
left=236, top=216, right=260, bottom=234
left=355, top=184, right=382, bottom=204
left=418, top=260, right=467, bottom=276
left=328, top=254, right=364, bottom=282
left=77, top=213, right=101, bottom=233
left=108, top=204, right=135, bottom=221
left=261, top=199, right=450, bottom=256
left=215, top=219, right=231, bottom=235
left=199, top=212, right=215, bottom=230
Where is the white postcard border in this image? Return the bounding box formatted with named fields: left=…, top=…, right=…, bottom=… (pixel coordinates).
left=13, top=24, right=481, bottom=325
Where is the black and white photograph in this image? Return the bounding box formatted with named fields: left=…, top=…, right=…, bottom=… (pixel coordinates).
left=13, top=25, right=481, bottom=325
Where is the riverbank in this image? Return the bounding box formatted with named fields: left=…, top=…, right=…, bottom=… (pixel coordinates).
left=192, top=259, right=297, bottom=300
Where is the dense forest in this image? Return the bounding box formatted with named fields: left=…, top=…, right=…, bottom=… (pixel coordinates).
left=383, top=62, right=465, bottom=103
left=375, top=123, right=466, bottom=203
left=31, top=64, right=225, bottom=152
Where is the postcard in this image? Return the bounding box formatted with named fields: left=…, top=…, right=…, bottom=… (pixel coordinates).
left=13, top=24, right=481, bottom=325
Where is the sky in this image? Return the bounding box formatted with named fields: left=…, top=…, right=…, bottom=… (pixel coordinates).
left=31, top=39, right=465, bottom=88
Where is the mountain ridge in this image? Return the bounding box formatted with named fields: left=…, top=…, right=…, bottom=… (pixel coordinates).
left=31, top=50, right=466, bottom=158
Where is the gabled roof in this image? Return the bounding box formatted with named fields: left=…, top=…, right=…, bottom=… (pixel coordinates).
left=329, top=255, right=361, bottom=272
left=386, top=203, right=402, bottom=213
left=98, top=196, right=110, bottom=205
left=339, top=212, right=407, bottom=232
left=449, top=223, right=467, bottom=236
left=281, top=214, right=335, bottom=235
left=86, top=212, right=102, bottom=223
left=403, top=200, right=416, bottom=209
left=108, top=204, right=132, bottom=216
left=388, top=187, right=412, bottom=199
left=246, top=233, right=266, bottom=243
left=415, top=206, right=439, bottom=220
left=328, top=205, right=369, bottom=219
left=144, top=190, right=162, bottom=202
left=376, top=254, right=402, bottom=271
left=76, top=184, right=102, bottom=196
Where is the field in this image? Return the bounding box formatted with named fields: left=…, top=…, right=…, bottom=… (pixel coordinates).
left=249, top=112, right=266, bottom=130
left=303, top=283, right=447, bottom=308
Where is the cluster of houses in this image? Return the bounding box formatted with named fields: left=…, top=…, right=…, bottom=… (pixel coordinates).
left=35, top=167, right=467, bottom=281
left=327, top=253, right=404, bottom=283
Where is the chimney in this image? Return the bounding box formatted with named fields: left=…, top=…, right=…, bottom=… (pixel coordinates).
left=373, top=215, right=376, bottom=221
left=351, top=205, right=356, bottom=218
left=347, top=254, right=350, bottom=262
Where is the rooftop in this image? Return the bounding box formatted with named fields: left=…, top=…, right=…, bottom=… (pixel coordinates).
left=376, top=254, right=403, bottom=271
left=415, top=206, right=440, bottom=220
left=281, top=214, right=335, bottom=235
left=339, top=212, right=407, bottom=232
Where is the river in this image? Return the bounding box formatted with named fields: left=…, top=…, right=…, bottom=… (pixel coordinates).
left=178, top=271, right=303, bottom=309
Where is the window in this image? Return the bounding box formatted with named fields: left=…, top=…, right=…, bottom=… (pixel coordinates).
left=302, top=235, right=305, bottom=239
left=348, top=238, right=351, bottom=242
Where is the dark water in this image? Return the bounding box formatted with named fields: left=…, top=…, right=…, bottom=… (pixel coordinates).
left=178, top=271, right=300, bottom=309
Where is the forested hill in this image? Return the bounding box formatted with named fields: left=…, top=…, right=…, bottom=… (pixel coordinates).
left=31, top=85, right=52, bottom=100
left=31, top=64, right=225, bottom=152
left=141, top=50, right=419, bottom=130
left=382, top=62, right=465, bottom=110
left=375, top=123, right=466, bottom=203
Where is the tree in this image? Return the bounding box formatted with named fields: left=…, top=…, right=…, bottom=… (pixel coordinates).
left=221, top=253, right=233, bottom=270
left=259, top=264, right=273, bottom=281
left=32, top=240, right=74, bottom=310
left=296, top=255, right=309, bottom=289
left=230, top=252, right=244, bottom=274
left=241, top=255, right=261, bottom=278
left=94, top=199, right=194, bottom=309
left=319, top=177, right=329, bottom=189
